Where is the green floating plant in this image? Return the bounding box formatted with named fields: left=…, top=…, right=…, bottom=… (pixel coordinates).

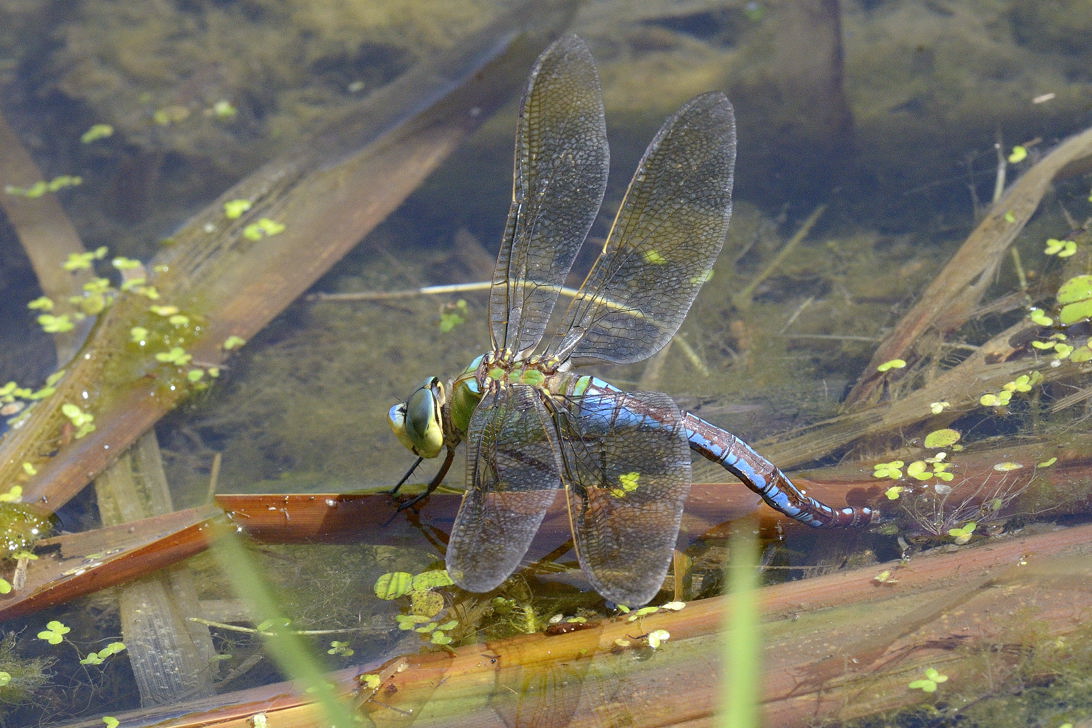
left=908, top=666, right=948, bottom=692
left=36, top=620, right=70, bottom=645
left=223, top=199, right=252, bottom=219
left=625, top=605, right=661, bottom=622
left=5, top=175, right=82, bottom=198
left=872, top=460, right=904, bottom=480
left=873, top=569, right=898, bottom=585
left=906, top=458, right=953, bottom=482
left=992, top=461, right=1023, bottom=472
left=128, top=281, right=158, bottom=298
left=208, top=99, right=238, bottom=120
left=27, top=296, right=53, bottom=311
left=1004, top=373, right=1039, bottom=393
left=1070, top=342, right=1092, bottom=363
left=1056, top=274, right=1092, bottom=326
left=393, top=616, right=458, bottom=645
left=79, top=641, right=127, bottom=665
left=71, top=277, right=114, bottom=316
left=923, top=428, right=960, bottom=449
left=326, top=640, right=354, bottom=657
left=222, top=335, right=247, bottom=351
left=242, top=217, right=286, bottom=240
left=611, top=471, right=640, bottom=498
left=948, top=521, right=976, bottom=545
left=646, top=629, right=670, bottom=649
left=37, top=313, right=74, bottom=334
left=1044, top=237, right=1077, bottom=258
left=1027, top=307, right=1053, bottom=327
left=155, top=347, right=192, bottom=366
left=373, top=571, right=413, bottom=600
left=981, top=371, right=1043, bottom=407
left=411, top=570, right=455, bottom=591
left=153, top=105, right=190, bottom=126
left=0, top=501, right=51, bottom=558
left=80, top=124, right=114, bottom=144
left=111, top=256, right=142, bottom=270
left=439, top=300, right=469, bottom=333
left=375, top=569, right=458, bottom=645
left=2, top=486, right=25, bottom=504
left=62, top=246, right=108, bottom=271
left=61, top=403, right=95, bottom=439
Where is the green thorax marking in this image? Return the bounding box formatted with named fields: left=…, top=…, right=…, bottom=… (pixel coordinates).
left=570, top=375, right=595, bottom=397
left=448, top=352, right=579, bottom=436
left=448, top=355, right=483, bottom=437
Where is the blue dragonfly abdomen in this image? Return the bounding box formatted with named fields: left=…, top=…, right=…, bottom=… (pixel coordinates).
left=571, top=375, right=873, bottom=528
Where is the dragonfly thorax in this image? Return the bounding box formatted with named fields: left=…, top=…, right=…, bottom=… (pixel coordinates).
left=480, top=350, right=562, bottom=384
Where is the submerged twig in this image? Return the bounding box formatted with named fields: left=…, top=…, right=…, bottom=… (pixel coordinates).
left=847, top=124, right=1092, bottom=405
left=40, top=522, right=1092, bottom=728
left=309, top=281, right=493, bottom=301
left=731, top=203, right=826, bottom=312
left=95, top=431, right=217, bottom=705
left=759, top=318, right=1054, bottom=468
left=0, top=0, right=578, bottom=514
left=0, top=108, right=92, bottom=361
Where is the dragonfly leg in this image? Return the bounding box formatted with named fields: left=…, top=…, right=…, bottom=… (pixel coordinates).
left=388, top=456, right=424, bottom=496
left=392, top=447, right=456, bottom=513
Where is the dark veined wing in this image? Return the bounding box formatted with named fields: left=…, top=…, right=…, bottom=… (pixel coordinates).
left=446, top=385, right=563, bottom=593
left=560, top=390, right=691, bottom=606
left=549, top=93, right=735, bottom=365
left=489, top=34, right=609, bottom=356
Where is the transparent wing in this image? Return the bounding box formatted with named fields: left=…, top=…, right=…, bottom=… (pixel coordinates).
left=561, top=390, right=691, bottom=606
left=446, top=385, right=563, bottom=593
left=489, top=34, right=609, bottom=356
left=549, top=93, right=735, bottom=365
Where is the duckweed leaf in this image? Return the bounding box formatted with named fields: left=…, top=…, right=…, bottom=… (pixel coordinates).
left=923, top=428, right=960, bottom=448
left=374, top=572, right=413, bottom=600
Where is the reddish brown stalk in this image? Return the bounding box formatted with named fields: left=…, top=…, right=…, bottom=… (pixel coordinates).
left=0, top=0, right=578, bottom=515
left=8, top=434, right=1090, bottom=623
left=43, top=521, right=1092, bottom=728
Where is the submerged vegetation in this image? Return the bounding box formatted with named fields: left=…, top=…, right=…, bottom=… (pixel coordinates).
left=0, top=1, right=1089, bottom=726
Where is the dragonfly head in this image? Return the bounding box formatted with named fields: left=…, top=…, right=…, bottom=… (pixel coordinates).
left=388, top=377, right=446, bottom=458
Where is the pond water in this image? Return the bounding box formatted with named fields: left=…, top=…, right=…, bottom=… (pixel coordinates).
left=0, top=1, right=1089, bottom=726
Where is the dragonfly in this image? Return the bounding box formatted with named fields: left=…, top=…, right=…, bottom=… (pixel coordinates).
left=388, top=34, right=873, bottom=607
